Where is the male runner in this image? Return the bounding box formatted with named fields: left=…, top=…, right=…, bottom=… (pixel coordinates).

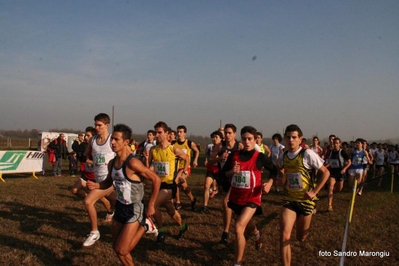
left=222, top=126, right=276, bottom=266
left=172, top=125, right=199, bottom=211
left=88, top=124, right=160, bottom=266
left=147, top=121, right=190, bottom=243
left=212, top=123, right=243, bottom=244
left=83, top=113, right=116, bottom=247
left=278, top=124, right=329, bottom=266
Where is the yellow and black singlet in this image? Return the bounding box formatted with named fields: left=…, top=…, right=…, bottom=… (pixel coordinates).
left=282, top=149, right=316, bottom=202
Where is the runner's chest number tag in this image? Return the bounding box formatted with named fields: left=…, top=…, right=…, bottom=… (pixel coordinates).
left=154, top=162, right=169, bottom=177
left=231, top=171, right=251, bottom=189
left=286, top=172, right=303, bottom=190
left=94, top=153, right=106, bottom=164
left=330, top=159, right=339, bottom=168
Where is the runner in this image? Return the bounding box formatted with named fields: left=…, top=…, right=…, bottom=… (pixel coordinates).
left=255, top=132, right=271, bottom=157
left=87, top=124, right=160, bottom=266
left=221, top=126, right=276, bottom=266
left=347, top=139, right=371, bottom=195
left=310, top=136, right=323, bottom=158
left=325, top=137, right=351, bottom=211
left=278, top=124, right=329, bottom=266
left=375, top=143, right=389, bottom=187
left=70, top=126, right=112, bottom=216
left=82, top=113, right=116, bottom=247
left=389, top=145, right=399, bottom=175
left=270, top=133, right=285, bottom=193
left=201, top=130, right=223, bottom=214
left=213, top=123, right=243, bottom=244
left=172, top=125, right=199, bottom=211
left=147, top=121, right=189, bottom=243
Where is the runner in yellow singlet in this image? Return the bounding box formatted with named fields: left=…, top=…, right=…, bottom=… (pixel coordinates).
left=147, top=121, right=190, bottom=244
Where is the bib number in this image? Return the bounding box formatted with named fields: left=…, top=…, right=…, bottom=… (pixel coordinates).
left=286, top=173, right=303, bottom=190
left=231, top=171, right=251, bottom=189
left=154, top=162, right=170, bottom=177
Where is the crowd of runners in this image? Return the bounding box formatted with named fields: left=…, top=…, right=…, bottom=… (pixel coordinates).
left=65, top=112, right=397, bottom=266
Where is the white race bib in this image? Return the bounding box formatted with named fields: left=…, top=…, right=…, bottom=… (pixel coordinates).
left=286, top=172, right=303, bottom=190
left=154, top=162, right=170, bottom=177
left=231, top=171, right=251, bottom=189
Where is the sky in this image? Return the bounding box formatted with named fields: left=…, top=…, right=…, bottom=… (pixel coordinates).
left=1, top=1, right=398, bottom=142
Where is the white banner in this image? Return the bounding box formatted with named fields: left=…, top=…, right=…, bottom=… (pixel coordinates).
left=38, top=132, right=78, bottom=152
left=0, top=151, right=44, bottom=174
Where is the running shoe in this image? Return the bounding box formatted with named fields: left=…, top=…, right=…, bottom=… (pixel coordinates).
left=191, top=198, right=197, bottom=211
left=328, top=205, right=333, bottom=212
left=177, top=223, right=189, bottom=239
left=220, top=231, right=229, bottom=244
left=200, top=206, right=210, bottom=214
left=209, top=190, right=218, bottom=199
left=105, top=211, right=114, bottom=222
left=156, top=232, right=165, bottom=244
left=145, top=217, right=158, bottom=236
left=174, top=203, right=182, bottom=211
left=83, top=231, right=100, bottom=247
left=255, top=231, right=263, bottom=251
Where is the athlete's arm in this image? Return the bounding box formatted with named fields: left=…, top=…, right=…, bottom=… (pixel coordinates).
left=87, top=159, right=113, bottom=190
left=84, top=137, right=93, bottom=164
left=305, top=165, right=329, bottom=200
left=147, top=146, right=155, bottom=169
left=190, top=141, right=200, bottom=167
left=129, top=159, right=160, bottom=217
left=174, top=146, right=189, bottom=172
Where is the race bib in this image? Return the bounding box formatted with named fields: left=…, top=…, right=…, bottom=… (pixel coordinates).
left=330, top=159, right=339, bottom=168
left=231, top=171, right=251, bottom=189
left=94, top=152, right=107, bottom=165
left=353, top=156, right=363, bottom=165
left=181, top=149, right=188, bottom=154
left=154, top=162, right=170, bottom=177
left=286, top=172, right=303, bottom=190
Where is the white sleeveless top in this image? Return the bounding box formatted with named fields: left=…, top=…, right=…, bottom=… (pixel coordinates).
left=92, top=134, right=115, bottom=182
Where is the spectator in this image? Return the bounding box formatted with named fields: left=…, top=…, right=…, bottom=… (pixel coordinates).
left=48, top=133, right=68, bottom=176
left=72, top=133, right=86, bottom=172
left=68, top=151, right=78, bottom=177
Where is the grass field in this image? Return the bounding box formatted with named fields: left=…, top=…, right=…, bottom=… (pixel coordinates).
left=1, top=155, right=398, bottom=266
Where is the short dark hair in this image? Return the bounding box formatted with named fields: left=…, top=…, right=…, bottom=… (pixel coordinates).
left=147, top=130, right=155, bottom=135
left=85, top=126, right=96, bottom=135
left=154, top=121, right=169, bottom=132
left=240, top=126, right=257, bottom=138
left=272, top=133, right=283, bottom=142
left=210, top=130, right=223, bottom=139
left=94, top=113, right=110, bottom=124
left=224, top=123, right=237, bottom=133
left=113, top=124, right=132, bottom=141
left=284, top=124, right=303, bottom=137
left=177, top=125, right=187, bottom=133
left=256, top=132, right=263, bottom=138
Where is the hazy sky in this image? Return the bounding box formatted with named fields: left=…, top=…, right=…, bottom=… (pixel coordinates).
left=1, top=1, right=398, bottom=141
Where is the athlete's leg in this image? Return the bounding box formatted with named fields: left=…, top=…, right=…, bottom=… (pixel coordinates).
left=222, top=189, right=232, bottom=234
left=295, top=213, right=312, bottom=242
left=84, top=186, right=114, bottom=231
left=153, top=189, right=172, bottom=229
left=279, top=207, right=297, bottom=266
left=71, top=178, right=87, bottom=199
left=234, top=207, right=257, bottom=265
left=328, top=177, right=335, bottom=209
left=113, top=220, right=145, bottom=266
left=203, top=176, right=213, bottom=208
